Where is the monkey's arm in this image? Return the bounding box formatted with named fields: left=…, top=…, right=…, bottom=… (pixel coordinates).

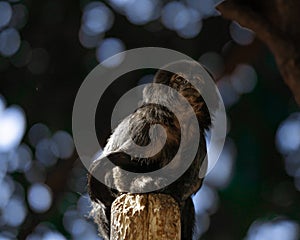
left=88, top=103, right=181, bottom=198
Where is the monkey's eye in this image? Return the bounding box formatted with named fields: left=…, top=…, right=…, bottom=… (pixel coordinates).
left=170, top=74, right=190, bottom=90
left=182, top=78, right=189, bottom=85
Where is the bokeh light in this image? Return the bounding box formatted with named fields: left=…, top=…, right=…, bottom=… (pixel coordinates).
left=36, top=138, right=58, bottom=167
left=0, top=1, right=12, bottom=28
left=276, top=113, right=300, bottom=155
left=124, top=0, right=159, bottom=25
left=79, top=27, right=103, bottom=49
left=82, top=2, right=114, bottom=36
left=230, top=21, right=255, bottom=45
left=77, top=194, right=92, bottom=217
left=0, top=176, right=14, bottom=209
left=217, top=63, right=258, bottom=108
left=109, top=0, right=134, bottom=9
left=26, top=223, right=67, bottom=240
left=205, top=139, right=236, bottom=189
left=10, top=4, right=28, bottom=30
left=10, top=41, right=32, bottom=67
left=186, top=0, right=217, bottom=17
left=245, top=219, right=300, bottom=240
left=0, top=28, right=21, bottom=57
left=96, top=38, right=125, bottom=67
left=63, top=209, right=80, bottom=234
left=193, top=213, right=210, bottom=239
left=2, top=197, right=27, bottom=227
left=192, top=183, right=219, bottom=239
left=199, top=52, right=224, bottom=78
left=0, top=95, right=5, bottom=114
left=0, top=155, right=8, bottom=179
left=25, top=161, right=46, bottom=183
left=0, top=105, right=26, bottom=152
left=217, top=76, right=240, bottom=108
left=52, top=131, right=74, bottom=159
left=231, top=64, right=257, bottom=94
left=276, top=113, right=300, bottom=192
left=162, top=2, right=185, bottom=31
left=63, top=207, right=100, bottom=239
left=294, top=170, right=300, bottom=191
left=43, top=231, right=66, bottom=240
left=67, top=162, right=88, bottom=193
left=28, top=123, right=51, bottom=147
left=177, top=18, right=202, bottom=39
left=193, top=184, right=219, bottom=215
left=28, top=183, right=53, bottom=213
left=161, top=2, right=202, bottom=38
left=8, top=143, right=32, bottom=172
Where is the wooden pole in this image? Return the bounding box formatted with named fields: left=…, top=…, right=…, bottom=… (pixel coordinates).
left=110, top=193, right=181, bottom=240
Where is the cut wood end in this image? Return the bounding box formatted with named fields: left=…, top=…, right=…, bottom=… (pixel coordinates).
left=110, top=193, right=181, bottom=240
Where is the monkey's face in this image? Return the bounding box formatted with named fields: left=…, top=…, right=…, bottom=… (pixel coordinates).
left=152, top=70, right=211, bottom=130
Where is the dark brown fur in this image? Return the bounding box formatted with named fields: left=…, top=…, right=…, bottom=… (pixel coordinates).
left=87, top=61, right=214, bottom=240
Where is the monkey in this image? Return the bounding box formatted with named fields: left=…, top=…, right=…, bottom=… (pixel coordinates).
left=87, top=60, right=217, bottom=240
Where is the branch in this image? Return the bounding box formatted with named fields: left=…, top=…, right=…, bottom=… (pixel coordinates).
left=217, top=0, right=300, bottom=105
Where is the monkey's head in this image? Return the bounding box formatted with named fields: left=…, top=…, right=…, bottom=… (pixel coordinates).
left=144, top=60, right=219, bottom=130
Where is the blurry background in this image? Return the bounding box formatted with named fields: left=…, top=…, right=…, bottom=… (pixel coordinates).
left=0, top=0, right=300, bottom=239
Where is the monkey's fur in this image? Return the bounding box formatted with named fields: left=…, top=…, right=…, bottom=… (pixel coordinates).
left=87, top=61, right=216, bottom=240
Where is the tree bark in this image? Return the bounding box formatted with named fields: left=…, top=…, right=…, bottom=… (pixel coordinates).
left=110, top=193, right=181, bottom=240
left=217, top=0, right=300, bottom=105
